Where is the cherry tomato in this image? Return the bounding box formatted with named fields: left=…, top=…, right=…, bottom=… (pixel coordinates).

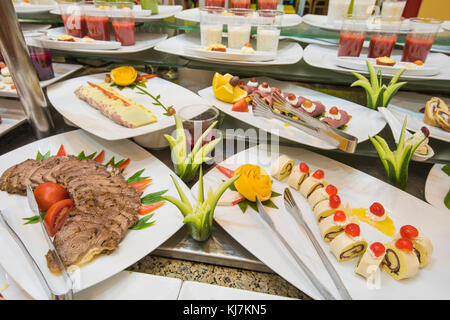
left=400, top=225, right=419, bottom=239
left=261, top=82, right=269, bottom=88
left=329, top=194, right=341, bottom=209
left=333, top=210, right=346, bottom=222
left=33, top=182, right=69, bottom=212
left=288, top=93, right=296, bottom=101
left=345, top=223, right=360, bottom=237
left=395, top=237, right=413, bottom=252
left=370, top=202, right=385, bottom=217
left=325, top=184, right=337, bottom=196
left=44, top=199, right=74, bottom=237
left=312, top=169, right=324, bottom=179
left=329, top=106, right=339, bottom=115
left=299, top=162, right=309, bottom=173
left=370, top=242, right=386, bottom=257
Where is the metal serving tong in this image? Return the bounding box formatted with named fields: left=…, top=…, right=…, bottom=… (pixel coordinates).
left=255, top=196, right=336, bottom=300
left=25, top=185, right=73, bottom=300
left=283, top=188, right=352, bottom=300
left=252, top=91, right=358, bottom=153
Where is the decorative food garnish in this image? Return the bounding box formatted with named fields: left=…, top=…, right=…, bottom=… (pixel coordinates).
left=206, top=44, right=227, bottom=52
left=400, top=225, right=419, bottom=239
left=376, top=56, right=396, bottom=66
left=413, top=60, right=423, bottom=66
left=395, top=237, right=414, bottom=251
left=241, top=43, right=256, bottom=54
left=351, top=60, right=407, bottom=110
left=333, top=210, right=346, bottom=222
left=370, top=242, right=386, bottom=258
left=110, top=66, right=137, bottom=86
left=162, top=168, right=240, bottom=241
left=325, top=184, right=338, bottom=196
left=352, top=204, right=395, bottom=237
left=312, top=169, right=324, bottom=179
left=57, top=35, right=75, bottom=42
left=345, top=223, right=360, bottom=237
left=232, top=98, right=249, bottom=112
left=369, top=117, right=428, bottom=190
left=164, top=115, right=221, bottom=183
left=299, top=162, right=309, bottom=173
left=329, top=194, right=341, bottom=209
left=33, top=182, right=69, bottom=212
left=369, top=202, right=385, bottom=218
left=212, top=72, right=248, bottom=104
left=233, top=164, right=272, bottom=202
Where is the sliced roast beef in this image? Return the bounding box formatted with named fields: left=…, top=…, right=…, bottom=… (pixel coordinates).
left=2, top=159, right=40, bottom=195
left=321, top=109, right=351, bottom=129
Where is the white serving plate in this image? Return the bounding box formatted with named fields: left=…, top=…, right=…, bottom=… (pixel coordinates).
left=21, top=23, right=52, bottom=33
left=388, top=104, right=450, bottom=143
left=192, top=144, right=450, bottom=299
left=425, top=164, right=450, bottom=213
left=46, top=72, right=208, bottom=141
left=303, top=44, right=450, bottom=81
left=184, top=46, right=277, bottom=62
left=0, top=99, right=27, bottom=138
left=14, top=3, right=56, bottom=14
left=50, top=5, right=182, bottom=22
left=335, top=56, right=442, bottom=77
left=38, top=36, right=122, bottom=51
left=0, top=63, right=83, bottom=99
left=178, top=281, right=295, bottom=300
left=175, top=8, right=302, bottom=28
left=0, top=130, right=191, bottom=299
left=44, top=27, right=167, bottom=54
left=198, top=76, right=385, bottom=150
left=155, top=33, right=303, bottom=66
left=442, top=21, right=450, bottom=31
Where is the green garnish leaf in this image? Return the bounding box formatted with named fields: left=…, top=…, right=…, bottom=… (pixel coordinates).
left=141, top=189, right=168, bottom=205
left=442, top=165, right=450, bottom=176
left=36, top=150, right=51, bottom=161
left=127, top=169, right=150, bottom=184
left=129, top=213, right=156, bottom=230
left=23, top=212, right=46, bottom=225
left=445, top=190, right=450, bottom=210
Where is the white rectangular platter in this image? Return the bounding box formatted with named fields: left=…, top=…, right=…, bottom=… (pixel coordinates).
left=198, top=76, right=386, bottom=150
left=46, top=72, right=208, bottom=141
left=154, top=33, right=303, bottom=66
left=0, top=99, right=27, bottom=138
left=0, top=130, right=191, bottom=299
left=192, top=144, right=450, bottom=299
left=0, top=63, right=83, bottom=98
left=303, top=44, right=450, bottom=81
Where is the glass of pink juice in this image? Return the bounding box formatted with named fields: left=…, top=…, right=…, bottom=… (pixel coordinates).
left=85, top=4, right=111, bottom=41
left=28, top=46, right=54, bottom=81
left=206, top=0, right=225, bottom=7
left=59, top=0, right=88, bottom=38
left=401, top=18, right=442, bottom=63
left=258, top=0, right=278, bottom=10
left=338, top=18, right=367, bottom=57
left=368, top=33, right=397, bottom=58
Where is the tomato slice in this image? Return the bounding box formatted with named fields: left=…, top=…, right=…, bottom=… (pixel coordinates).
left=139, top=201, right=165, bottom=215
left=129, top=178, right=152, bottom=191
left=216, top=165, right=234, bottom=178
left=34, top=182, right=69, bottom=212
left=56, top=144, right=66, bottom=157
left=94, top=150, right=105, bottom=163
left=44, top=199, right=74, bottom=237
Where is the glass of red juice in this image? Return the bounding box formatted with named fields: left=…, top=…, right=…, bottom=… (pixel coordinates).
left=59, top=0, right=88, bottom=38
left=367, top=17, right=401, bottom=58
left=111, top=2, right=135, bottom=46
left=230, top=0, right=251, bottom=9
left=85, top=4, right=111, bottom=41
left=401, top=18, right=442, bottom=63
left=206, top=0, right=225, bottom=7
left=258, top=0, right=278, bottom=10
left=338, top=18, right=367, bottom=57
left=28, top=46, right=54, bottom=81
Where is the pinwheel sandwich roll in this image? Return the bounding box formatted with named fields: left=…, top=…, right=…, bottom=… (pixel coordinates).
left=382, top=237, right=419, bottom=280
left=355, top=242, right=386, bottom=279
left=330, top=223, right=367, bottom=262
left=270, top=155, right=294, bottom=181
left=308, top=184, right=338, bottom=210
left=398, top=225, right=433, bottom=268
left=318, top=210, right=347, bottom=242
left=314, top=194, right=343, bottom=223
left=287, top=162, right=310, bottom=190
left=299, top=169, right=326, bottom=199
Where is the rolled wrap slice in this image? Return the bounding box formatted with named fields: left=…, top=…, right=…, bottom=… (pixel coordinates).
left=314, top=194, right=343, bottom=223
left=308, top=184, right=338, bottom=210
left=355, top=242, right=386, bottom=279
left=270, top=155, right=294, bottom=181
left=399, top=225, right=433, bottom=268
left=287, top=162, right=310, bottom=190
left=299, top=169, right=326, bottom=199
left=330, top=223, right=367, bottom=262
left=382, top=237, right=419, bottom=280
left=318, top=210, right=347, bottom=242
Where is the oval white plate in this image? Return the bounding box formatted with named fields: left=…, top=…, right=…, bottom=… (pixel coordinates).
left=185, top=46, right=277, bottom=62
left=38, top=37, right=122, bottom=51
left=425, top=164, right=450, bottom=212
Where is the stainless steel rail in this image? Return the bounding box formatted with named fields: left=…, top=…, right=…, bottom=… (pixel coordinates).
left=0, top=0, right=51, bottom=139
